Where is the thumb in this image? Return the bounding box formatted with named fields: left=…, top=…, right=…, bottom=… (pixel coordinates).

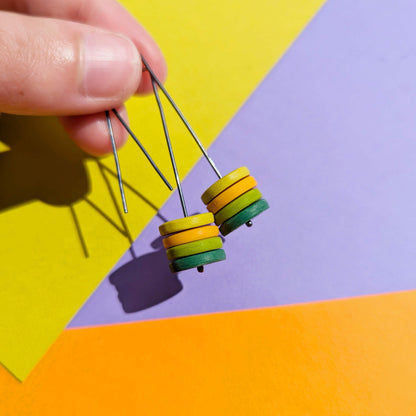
left=0, top=11, right=141, bottom=116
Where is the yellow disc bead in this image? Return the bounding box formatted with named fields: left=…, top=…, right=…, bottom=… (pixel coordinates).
left=163, top=225, right=219, bottom=249
left=206, top=176, right=257, bottom=214
left=201, top=166, right=250, bottom=204
left=159, top=213, right=214, bottom=236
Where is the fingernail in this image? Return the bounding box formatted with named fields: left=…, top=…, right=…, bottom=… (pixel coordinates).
left=82, top=32, right=140, bottom=98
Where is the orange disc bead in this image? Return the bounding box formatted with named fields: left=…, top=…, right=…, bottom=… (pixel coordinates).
left=163, top=225, right=219, bottom=249
left=206, top=176, right=257, bottom=214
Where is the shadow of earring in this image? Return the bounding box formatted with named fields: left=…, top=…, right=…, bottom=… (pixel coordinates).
left=109, top=237, right=183, bottom=313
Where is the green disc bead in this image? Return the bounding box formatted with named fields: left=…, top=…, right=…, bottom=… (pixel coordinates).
left=166, top=237, right=223, bottom=261
left=169, top=249, right=226, bottom=273
left=214, top=188, right=262, bottom=225
left=219, top=199, right=269, bottom=236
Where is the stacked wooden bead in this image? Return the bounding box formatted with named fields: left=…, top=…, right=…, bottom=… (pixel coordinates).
left=201, top=167, right=269, bottom=236
left=159, top=213, right=226, bottom=273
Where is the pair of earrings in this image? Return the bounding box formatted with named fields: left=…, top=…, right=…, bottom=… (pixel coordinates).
left=107, top=57, right=269, bottom=273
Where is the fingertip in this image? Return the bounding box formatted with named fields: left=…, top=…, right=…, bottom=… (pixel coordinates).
left=82, top=31, right=142, bottom=101
left=59, top=106, right=129, bottom=156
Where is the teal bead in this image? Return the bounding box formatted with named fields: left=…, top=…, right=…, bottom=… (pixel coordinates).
left=169, top=249, right=226, bottom=272
left=219, top=199, right=269, bottom=236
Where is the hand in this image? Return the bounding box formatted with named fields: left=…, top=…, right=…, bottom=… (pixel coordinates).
left=0, top=0, right=167, bottom=155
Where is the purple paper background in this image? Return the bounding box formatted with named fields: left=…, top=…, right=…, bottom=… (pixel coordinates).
left=70, top=0, right=416, bottom=328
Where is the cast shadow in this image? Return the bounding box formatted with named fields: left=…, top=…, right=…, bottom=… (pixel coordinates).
left=0, top=114, right=89, bottom=210
left=0, top=114, right=167, bottom=258
left=0, top=114, right=93, bottom=255
left=1, top=114, right=183, bottom=310
left=109, top=236, right=183, bottom=313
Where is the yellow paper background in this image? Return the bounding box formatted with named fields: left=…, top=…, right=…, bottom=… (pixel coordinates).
left=0, top=0, right=326, bottom=380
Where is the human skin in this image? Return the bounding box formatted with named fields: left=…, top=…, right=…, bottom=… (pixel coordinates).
left=0, top=0, right=167, bottom=155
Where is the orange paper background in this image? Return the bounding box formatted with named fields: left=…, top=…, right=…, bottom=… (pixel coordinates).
left=1, top=291, right=415, bottom=415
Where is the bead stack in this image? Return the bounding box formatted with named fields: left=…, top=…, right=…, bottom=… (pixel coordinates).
left=159, top=213, right=225, bottom=273
left=202, top=167, right=269, bottom=236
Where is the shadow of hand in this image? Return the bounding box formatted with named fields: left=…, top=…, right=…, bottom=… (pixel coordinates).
left=0, top=114, right=90, bottom=211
